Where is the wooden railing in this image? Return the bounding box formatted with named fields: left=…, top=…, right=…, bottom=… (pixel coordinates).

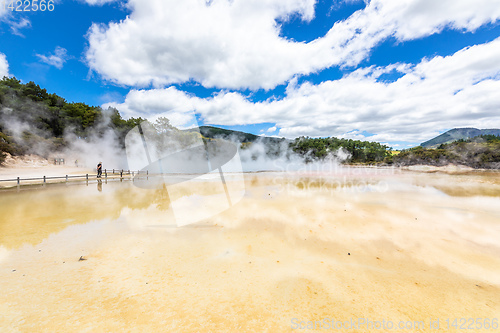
left=0, top=169, right=147, bottom=186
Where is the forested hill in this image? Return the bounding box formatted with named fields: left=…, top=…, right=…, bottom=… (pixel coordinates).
left=0, top=77, right=145, bottom=163
left=289, top=136, right=392, bottom=163
left=189, top=125, right=286, bottom=145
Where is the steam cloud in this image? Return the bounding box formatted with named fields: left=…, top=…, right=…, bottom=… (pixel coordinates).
left=1, top=97, right=350, bottom=172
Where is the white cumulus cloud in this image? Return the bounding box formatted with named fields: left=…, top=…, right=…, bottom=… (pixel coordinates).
left=0, top=53, right=9, bottom=77
left=86, top=0, right=317, bottom=89
left=104, top=37, right=500, bottom=146
left=86, top=0, right=500, bottom=90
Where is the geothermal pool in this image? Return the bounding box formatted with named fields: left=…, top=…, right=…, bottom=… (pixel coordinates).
left=0, top=169, right=499, bottom=332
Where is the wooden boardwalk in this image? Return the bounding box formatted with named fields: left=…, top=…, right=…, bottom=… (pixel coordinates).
left=0, top=169, right=146, bottom=189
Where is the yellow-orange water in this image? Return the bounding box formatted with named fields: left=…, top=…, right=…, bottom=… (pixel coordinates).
left=0, top=170, right=499, bottom=332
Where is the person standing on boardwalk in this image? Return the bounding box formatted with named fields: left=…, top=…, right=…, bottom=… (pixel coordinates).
left=97, top=162, right=102, bottom=178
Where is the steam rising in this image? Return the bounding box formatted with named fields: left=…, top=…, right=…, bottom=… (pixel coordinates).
left=1, top=104, right=127, bottom=168
left=1, top=100, right=350, bottom=172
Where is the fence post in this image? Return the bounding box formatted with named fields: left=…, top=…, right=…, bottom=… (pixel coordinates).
left=113, top=169, right=115, bottom=174
left=120, top=170, right=123, bottom=178
left=66, top=175, right=68, bottom=182
left=86, top=174, right=88, bottom=180
left=17, top=177, right=20, bottom=185
left=105, top=170, right=107, bottom=179
left=43, top=176, right=46, bottom=183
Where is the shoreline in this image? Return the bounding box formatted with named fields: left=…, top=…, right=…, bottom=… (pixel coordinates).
left=1, top=163, right=498, bottom=186
left=399, top=164, right=500, bottom=174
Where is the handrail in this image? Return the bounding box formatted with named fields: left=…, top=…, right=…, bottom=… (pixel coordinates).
left=0, top=169, right=147, bottom=184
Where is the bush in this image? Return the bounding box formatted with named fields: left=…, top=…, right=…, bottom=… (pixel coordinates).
left=393, top=138, right=500, bottom=169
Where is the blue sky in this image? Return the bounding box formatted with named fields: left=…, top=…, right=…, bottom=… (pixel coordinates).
left=1, top=0, right=500, bottom=148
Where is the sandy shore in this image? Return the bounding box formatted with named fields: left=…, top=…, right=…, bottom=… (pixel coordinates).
left=0, top=154, right=126, bottom=188
left=0, top=171, right=499, bottom=332
left=0, top=154, right=93, bottom=179
left=0, top=165, right=93, bottom=178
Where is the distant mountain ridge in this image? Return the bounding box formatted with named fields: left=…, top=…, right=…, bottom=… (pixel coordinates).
left=421, top=128, right=500, bottom=148
left=187, top=126, right=287, bottom=145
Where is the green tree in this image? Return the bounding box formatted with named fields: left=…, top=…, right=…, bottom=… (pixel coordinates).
left=21, top=81, right=48, bottom=102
